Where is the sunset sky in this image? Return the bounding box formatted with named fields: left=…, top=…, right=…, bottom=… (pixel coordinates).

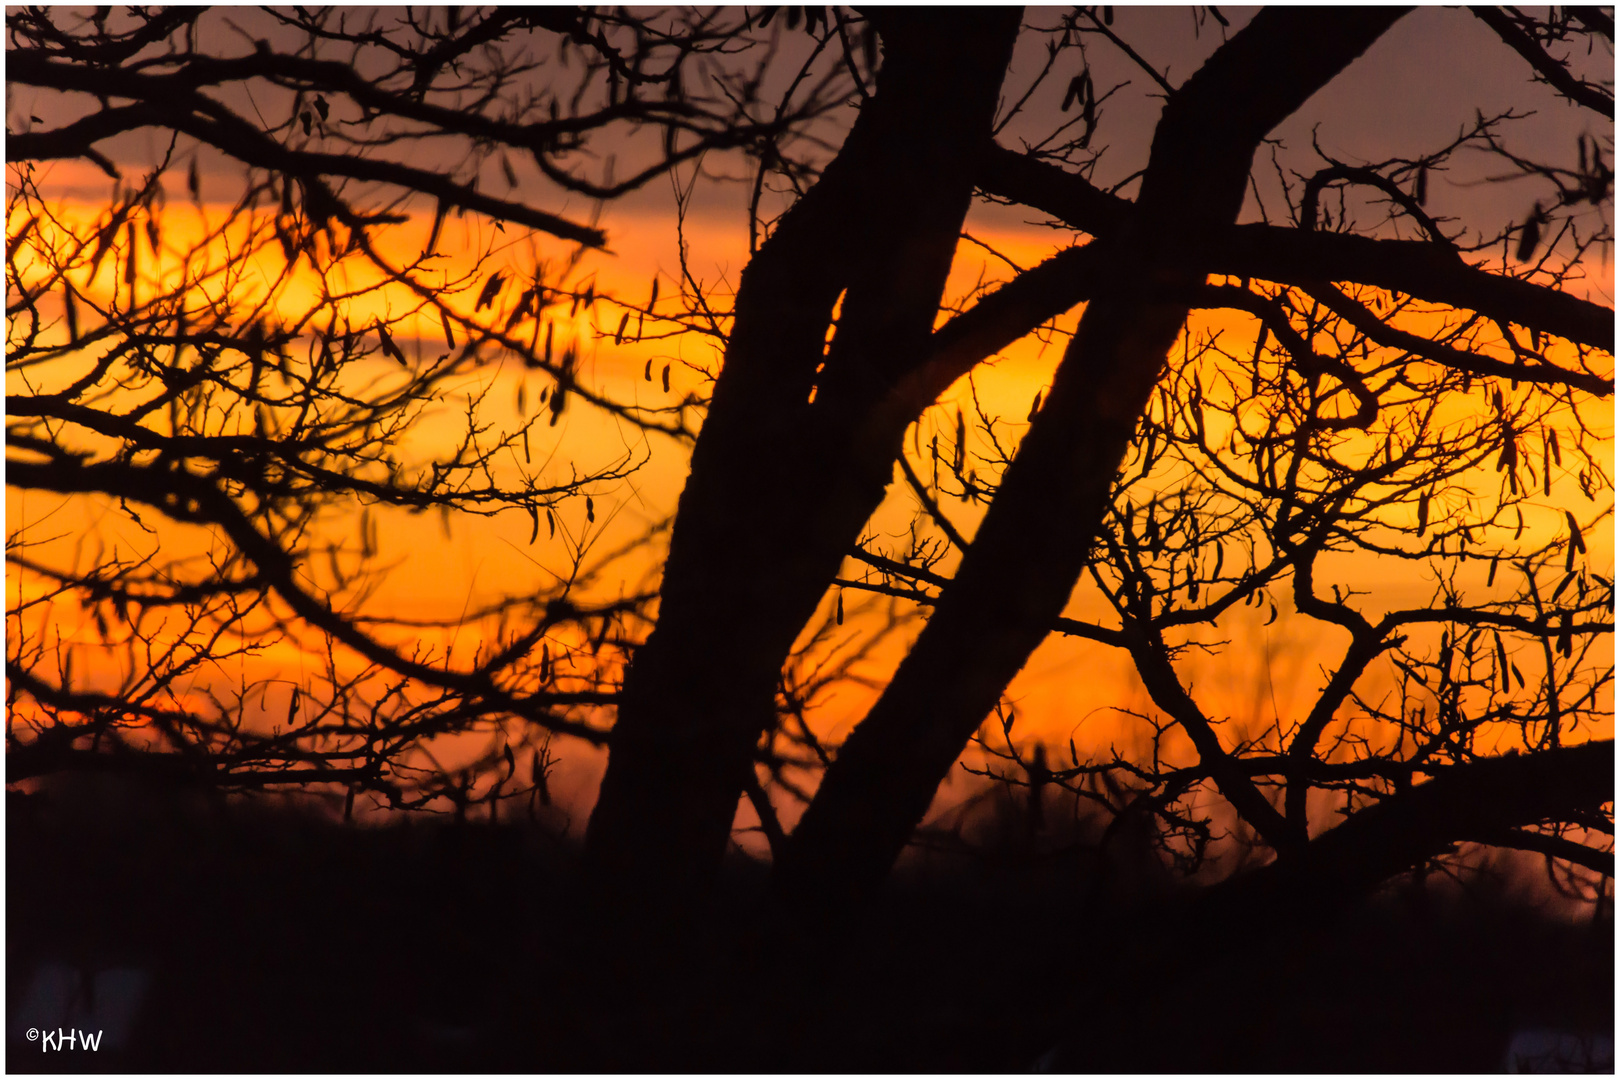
left=7, top=6, right=1612, bottom=842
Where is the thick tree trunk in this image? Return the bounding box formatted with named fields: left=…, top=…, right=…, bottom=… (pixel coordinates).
left=1039, top=739, right=1614, bottom=1072
left=775, top=8, right=1413, bottom=907
left=585, top=10, right=1024, bottom=896
left=1200, top=739, right=1615, bottom=920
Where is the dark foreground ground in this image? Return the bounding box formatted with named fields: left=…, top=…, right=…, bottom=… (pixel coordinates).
left=7, top=774, right=1613, bottom=1072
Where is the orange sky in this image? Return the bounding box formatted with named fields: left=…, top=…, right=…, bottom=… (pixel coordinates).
left=10, top=168, right=1611, bottom=850
left=7, top=6, right=1614, bottom=847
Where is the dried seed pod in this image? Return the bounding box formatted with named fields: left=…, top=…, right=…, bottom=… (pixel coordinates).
left=124, top=220, right=138, bottom=287
left=426, top=199, right=447, bottom=256
left=1551, top=570, right=1576, bottom=603
left=476, top=272, right=505, bottom=311
left=375, top=320, right=406, bottom=364
left=1566, top=510, right=1587, bottom=553
left=63, top=283, right=79, bottom=344
left=1062, top=73, right=1084, bottom=111
left=1515, top=204, right=1543, bottom=263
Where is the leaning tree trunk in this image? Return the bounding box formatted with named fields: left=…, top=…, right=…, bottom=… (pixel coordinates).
left=774, top=7, right=1414, bottom=908
left=585, top=10, right=1024, bottom=897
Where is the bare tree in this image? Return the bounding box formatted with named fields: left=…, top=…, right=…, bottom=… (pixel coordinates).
left=588, top=5, right=1614, bottom=913
left=6, top=5, right=846, bottom=818
left=7, top=6, right=1613, bottom=942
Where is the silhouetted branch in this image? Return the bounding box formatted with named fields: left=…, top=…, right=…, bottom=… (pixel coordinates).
left=1471, top=6, right=1614, bottom=118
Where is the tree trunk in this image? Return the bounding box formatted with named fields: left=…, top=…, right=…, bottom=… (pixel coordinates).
left=585, top=9, right=1024, bottom=896
left=775, top=7, right=1413, bottom=908
left=1039, top=739, right=1614, bottom=1072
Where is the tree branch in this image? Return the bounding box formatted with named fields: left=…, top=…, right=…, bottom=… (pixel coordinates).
left=7, top=53, right=608, bottom=247
left=778, top=6, right=1415, bottom=908
left=1471, top=6, right=1615, bottom=118
left=1202, top=740, right=1614, bottom=926
left=977, top=142, right=1616, bottom=354
left=1467, top=826, right=1615, bottom=876
left=6, top=459, right=617, bottom=745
